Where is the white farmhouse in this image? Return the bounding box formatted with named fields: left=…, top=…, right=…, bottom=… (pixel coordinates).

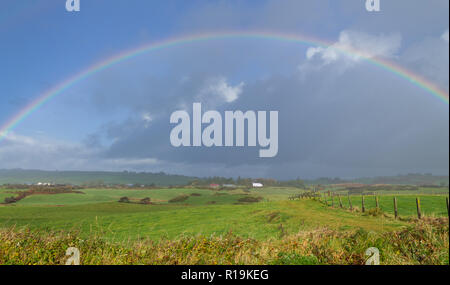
left=252, top=182, right=263, bottom=188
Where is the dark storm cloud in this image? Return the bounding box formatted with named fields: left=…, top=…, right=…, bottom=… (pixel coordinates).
left=77, top=28, right=448, bottom=179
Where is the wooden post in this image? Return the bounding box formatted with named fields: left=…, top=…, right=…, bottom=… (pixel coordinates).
left=416, top=197, right=421, bottom=219
left=362, top=196, right=365, bottom=213
left=331, top=194, right=334, bottom=207
left=324, top=194, right=328, bottom=206
left=375, top=196, right=379, bottom=209
left=394, top=197, right=398, bottom=219
left=348, top=194, right=353, bottom=210
left=445, top=196, right=449, bottom=216
left=338, top=194, right=343, bottom=208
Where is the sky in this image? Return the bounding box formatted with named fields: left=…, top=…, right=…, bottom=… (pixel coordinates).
left=0, top=0, right=448, bottom=179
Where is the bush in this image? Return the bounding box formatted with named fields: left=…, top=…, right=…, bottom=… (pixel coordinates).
left=168, top=194, right=189, bottom=203
left=237, top=196, right=263, bottom=203
left=140, top=197, right=151, bottom=204
left=118, top=197, right=130, bottom=203
left=3, top=196, right=19, bottom=204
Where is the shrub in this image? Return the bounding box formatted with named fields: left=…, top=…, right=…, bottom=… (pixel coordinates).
left=140, top=197, right=151, bottom=204
left=237, top=196, right=263, bottom=203
left=168, top=194, right=189, bottom=203
left=118, top=197, right=130, bottom=203
left=4, top=196, right=19, bottom=204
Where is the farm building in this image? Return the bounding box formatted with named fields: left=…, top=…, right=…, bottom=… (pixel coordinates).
left=36, top=182, right=54, bottom=186
left=252, top=182, right=263, bottom=188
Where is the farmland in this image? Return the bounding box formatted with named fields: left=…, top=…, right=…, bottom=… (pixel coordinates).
left=0, top=185, right=448, bottom=264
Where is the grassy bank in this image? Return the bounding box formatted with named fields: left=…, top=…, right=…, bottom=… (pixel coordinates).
left=0, top=218, right=447, bottom=265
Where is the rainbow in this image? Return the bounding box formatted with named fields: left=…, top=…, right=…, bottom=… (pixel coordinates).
left=0, top=31, right=448, bottom=142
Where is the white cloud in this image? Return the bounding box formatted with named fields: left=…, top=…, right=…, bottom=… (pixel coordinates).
left=305, top=30, right=402, bottom=66
left=1, top=132, right=37, bottom=146
left=141, top=112, right=153, bottom=128
left=441, top=29, right=449, bottom=43
left=199, top=76, right=245, bottom=103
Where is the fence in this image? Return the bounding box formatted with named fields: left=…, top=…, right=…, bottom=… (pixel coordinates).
left=312, top=193, right=449, bottom=219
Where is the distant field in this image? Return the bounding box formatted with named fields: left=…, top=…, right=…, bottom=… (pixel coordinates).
left=372, top=187, right=449, bottom=195
left=324, top=186, right=449, bottom=195
left=0, top=188, right=245, bottom=206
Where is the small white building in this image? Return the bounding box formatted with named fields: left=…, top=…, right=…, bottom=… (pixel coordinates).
left=37, top=182, right=53, bottom=186
left=252, top=182, right=263, bottom=188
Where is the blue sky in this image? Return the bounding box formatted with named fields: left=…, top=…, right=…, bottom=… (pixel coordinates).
left=0, top=0, right=448, bottom=179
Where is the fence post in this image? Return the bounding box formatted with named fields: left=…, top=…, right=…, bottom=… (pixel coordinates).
left=416, top=197, right=422, bottom=219
left=338, top=194, right=343, bottom=208
left=375, top=196, right=379, bottom=209
left=348, top=194, right=353, bottom=210
left=362, top=196, right=365, bottom=213
left=331, top=194, right=334, bottom=207
left=394, top=197, right=398, bottom=219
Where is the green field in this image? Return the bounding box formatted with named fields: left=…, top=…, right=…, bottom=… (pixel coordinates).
left=0, top=187, right=447, bottom=241
left=0, top=186, right=448, bottom=265
left=323, top=194, right=448, bottom=217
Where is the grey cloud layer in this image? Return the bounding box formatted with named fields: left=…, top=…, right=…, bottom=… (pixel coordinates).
left=1, top=1, right=448, bottom=179
left=64, top=28, right=448, bottom=179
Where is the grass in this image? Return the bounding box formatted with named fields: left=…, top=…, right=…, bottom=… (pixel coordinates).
left=322, top=194, right=448, bottom=217
left=0, top=218, right=447, bottom=265
left=0, top=187, right=448, bottom=264
left=0, top=198, right=409, bottom=241
left=0, top=187, right=250, bottom=206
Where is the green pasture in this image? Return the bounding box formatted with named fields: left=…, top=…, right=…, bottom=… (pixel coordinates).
left=322, top=194, right=448, bottom=217
left=0, top=199, right=407, bottom=241
left=0, top=187, right=447, bottom=242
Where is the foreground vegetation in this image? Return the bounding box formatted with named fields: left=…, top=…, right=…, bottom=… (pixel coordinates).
left=0, top=218, right=447, bottom=265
